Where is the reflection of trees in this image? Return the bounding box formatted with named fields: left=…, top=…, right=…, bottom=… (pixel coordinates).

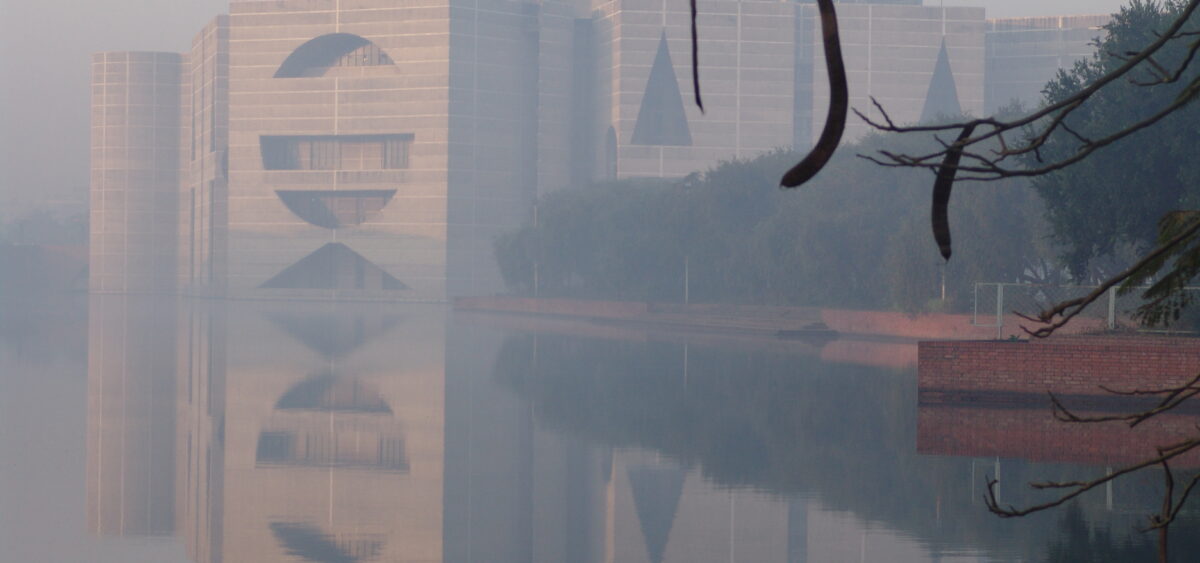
left=0, top=296, right=87, bottom=362
left=1043, top=504, right=1200, bottom=563
left=494, top=333, right=1195, bottom=560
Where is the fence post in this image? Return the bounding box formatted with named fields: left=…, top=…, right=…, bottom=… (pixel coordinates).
left=1107, top=286, right=1116, bottom=330
left=996, top=284, right=1004, bottom=339
left=973, top=283, right=979, bottom=323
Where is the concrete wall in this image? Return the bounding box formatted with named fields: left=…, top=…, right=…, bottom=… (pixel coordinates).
left=89, top=52, right=183, bottom=293
left=593, top=0, right=797, bottom=180
left=803, top=4, right=986, bottom=144
left=180, top=17, right=230, bottom=296
left=446, top=0, right=569, bottom=296
left=226, top=0, right=454, bottom=301
left=984, top=15, right=1110, bottom=113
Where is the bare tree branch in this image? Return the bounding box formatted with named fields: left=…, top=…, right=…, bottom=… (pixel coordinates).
left=690, top=0, right=703, bottom=113
left=984, top=438, right=1200, bottom=521
left=853, top=0, right=1200, bottom=183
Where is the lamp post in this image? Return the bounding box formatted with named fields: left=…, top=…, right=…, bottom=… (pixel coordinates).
left=684, top=256, right=690, bottom=304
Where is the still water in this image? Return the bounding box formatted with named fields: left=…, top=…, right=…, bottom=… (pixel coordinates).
left=1, top=296, right=1196, bottom=562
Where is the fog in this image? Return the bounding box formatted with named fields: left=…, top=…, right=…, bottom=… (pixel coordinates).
left=7, top=297, right=1196, bottom=562
left=0, top=0, right=228, bottom=219
left=4, top=1, right=1199, bottom=561
left=0, top=0, right=1129, bottom=218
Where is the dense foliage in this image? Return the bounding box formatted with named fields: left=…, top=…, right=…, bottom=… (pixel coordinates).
left=496, top=135, right=1051, bottom=312
left=1032, top=0, right=1200, bottom=279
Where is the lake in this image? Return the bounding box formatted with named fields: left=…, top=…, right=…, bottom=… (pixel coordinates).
left=0, top=295, right=1194, bottom=562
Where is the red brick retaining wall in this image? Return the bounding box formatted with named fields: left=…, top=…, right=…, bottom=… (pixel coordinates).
left=918, top=404, right=1200, bottom=466
left=919, top=337, right=1200, bottom=396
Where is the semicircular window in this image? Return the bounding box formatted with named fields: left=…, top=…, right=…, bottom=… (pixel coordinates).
left=277, top=189, right=396, bottom=229
left=275, top=33, right=395, bottom=78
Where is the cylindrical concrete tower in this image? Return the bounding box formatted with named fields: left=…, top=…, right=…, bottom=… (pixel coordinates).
left=89, top=52, right=182, bottom=293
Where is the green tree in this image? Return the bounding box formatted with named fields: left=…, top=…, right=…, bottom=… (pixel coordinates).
left=1032, top=0, right=1200, bottom=279
left=496, top=136, right=1051, bottom=312
left=835, top=2, right=1200, bottom=551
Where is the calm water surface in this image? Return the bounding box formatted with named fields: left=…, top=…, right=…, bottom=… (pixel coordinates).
left=1, top=296, right=1196, bottom=562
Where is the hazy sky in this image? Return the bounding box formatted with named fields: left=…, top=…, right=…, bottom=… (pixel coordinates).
left=0, top=0, right=1132, bottom=219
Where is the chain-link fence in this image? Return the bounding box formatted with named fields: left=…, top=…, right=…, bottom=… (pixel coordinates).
left=973, top=283, right=1200, bottom=338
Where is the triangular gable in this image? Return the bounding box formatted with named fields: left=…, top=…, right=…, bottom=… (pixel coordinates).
left=631, top=32, right=693, bottom=146
left=628, top=465, right=686, bottom=563
left=920, top=39, right=962, bottom=123
left=261, top=243, right=409, bottom=290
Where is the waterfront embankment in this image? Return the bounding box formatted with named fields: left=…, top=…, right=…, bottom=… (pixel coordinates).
left=454, top=295, right=1108, bottom=340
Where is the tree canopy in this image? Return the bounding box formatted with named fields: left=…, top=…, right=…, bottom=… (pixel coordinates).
left=1032, top=0, right=1200, bottom=280
left=496, top=135, right=1050, bottom=312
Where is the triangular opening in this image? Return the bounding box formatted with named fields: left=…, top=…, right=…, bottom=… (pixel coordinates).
left=631, top=32, right=692, bottom=146
left=266, top=312, right=401, bottom=358
left=628, top=465, right=686, bottom=563
left=261, top=243, right=409, bottom=290
left=920, top=39, right=962, bottom=123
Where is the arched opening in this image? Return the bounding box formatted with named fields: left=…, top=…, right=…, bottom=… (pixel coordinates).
left=274, top=33, right=395, bottom=78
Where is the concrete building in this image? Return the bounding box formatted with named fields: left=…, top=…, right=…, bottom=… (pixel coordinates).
left=797, top=2, right=985, bottom=145
left=984, top=14, right=1111, bottom=113
left=89, top=52, right=183, bottom=294
left=89, top=1, right=1106, bottom=301
left=593, top=0, right=799, bottom=179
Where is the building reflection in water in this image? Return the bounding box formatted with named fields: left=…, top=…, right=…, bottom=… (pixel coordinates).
left=87, top=297, right=441, bottom=562
left=108, top=296, right=1200, bottom=561
left=86, top=296, right=178, bottom=538
left=86, top=297, right=819, bottom=563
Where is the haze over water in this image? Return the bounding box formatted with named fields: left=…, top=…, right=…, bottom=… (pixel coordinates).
left=2, top=295, right=1193, bottom=562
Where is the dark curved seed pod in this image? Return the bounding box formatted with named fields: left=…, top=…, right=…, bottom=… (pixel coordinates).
left=932, top=123, right=977, bottom=260
left=781, top=0, right=846, bottom=188
left=691, top=0, right=704, bottom=113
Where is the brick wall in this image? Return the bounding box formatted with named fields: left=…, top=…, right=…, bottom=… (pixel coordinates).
left=919, top=337, right=1200, bottom=396
left=918, top=404, right=1200, bottom=467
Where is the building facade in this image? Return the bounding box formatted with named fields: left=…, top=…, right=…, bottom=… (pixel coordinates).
left=797, top=2, right=986, bottom=145
left=985, top=14, right=1110, bottom=113
left=90, top=0, right=1107, bottom=301
left=89, top=52, right=184, bottom=294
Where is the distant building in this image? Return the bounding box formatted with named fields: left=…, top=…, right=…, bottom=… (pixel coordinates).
left=90, top=51, right=184, bottom=294
left=797, top=3, right=986, bottom=146
left=984, top=14, right=1111, bottom=113
left=88, top=1, right=1110, bottom=301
